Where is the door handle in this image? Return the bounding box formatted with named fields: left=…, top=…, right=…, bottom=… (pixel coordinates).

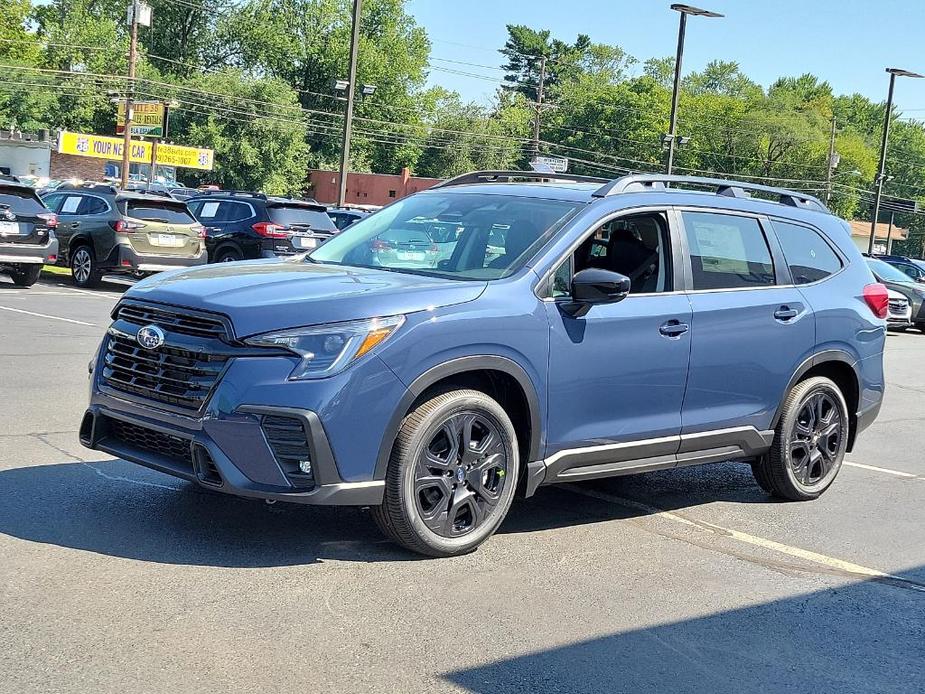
left=774, top=306, right=799, bottom=321
left=70, top=221, right=81, bottom=228
left=659, top=320, right=690, bottom=338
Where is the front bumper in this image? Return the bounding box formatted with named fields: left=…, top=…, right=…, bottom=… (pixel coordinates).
left=117, top=243, right=208, bottom=273
left=0, top=237, right=58, bottom=265
left=80, top=402, right=385, bottom=505
left=81, top=333, right=408, bottom=505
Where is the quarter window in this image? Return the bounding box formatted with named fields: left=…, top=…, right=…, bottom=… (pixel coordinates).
left=78, top=196, right=108, bottom=215
left=682, top=211, right=774, bottom=290
left=772, top=220, right=842, bottom=284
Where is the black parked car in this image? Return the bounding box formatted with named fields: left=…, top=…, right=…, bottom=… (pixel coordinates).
left=875, top=254, right=925, bottom=283
left=187, top=191, right=338, bottom=262
left=0, top=177, right=59, bottom=287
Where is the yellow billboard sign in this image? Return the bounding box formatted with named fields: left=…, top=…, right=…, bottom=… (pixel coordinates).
left=58, top=131, right=151, bottom=163
left=116, top=100, right=165, bottom=136
left=57, top=131, right=214, bottom=171
left=154, top=142, right=214, bottom=171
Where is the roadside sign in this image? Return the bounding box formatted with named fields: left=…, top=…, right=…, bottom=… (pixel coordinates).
left=58, top=131, right=214, bottom=171
left=117, top=101, right=165, bottom=137
left=530, top=155, right=568, bottom=173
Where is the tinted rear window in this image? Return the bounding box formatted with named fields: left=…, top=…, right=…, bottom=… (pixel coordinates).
left=121, top=201, right=195, bottom=224
left=268, top=205, right=336, bottom=231
left=0, top=186, right=46, bottom=215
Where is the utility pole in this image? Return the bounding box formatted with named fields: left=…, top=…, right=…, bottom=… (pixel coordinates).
left=337, top=0, right=362, bottom=207
left=120, top=0, right=140, bottom=189
left=824, top=115, right=837, bottom=205
left=532, top=55, right=547, bottom=161
left=885, top=210, right=895, bottom=254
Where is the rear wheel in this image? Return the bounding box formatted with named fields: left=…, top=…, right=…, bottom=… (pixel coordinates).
left=8, top=264, right=42, bottom=287
left=70, top=245, right=101, bottom=288
left=372, top=389, right=519, bottom=557
left=216, top=248, right=243, bottom=263
left=752, top=376, right=848, bottom=501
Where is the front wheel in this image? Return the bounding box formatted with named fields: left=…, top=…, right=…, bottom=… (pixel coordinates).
left=9, top=264, right=42, bottom=287
left=752, top=376, right=848, bottom=501
left=372, top=389, right=519, bottom=557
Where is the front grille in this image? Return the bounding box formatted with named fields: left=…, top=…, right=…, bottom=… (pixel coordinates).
left=889, top=299, right=908, bottom=313
left=261, top=415, right=315, bottom=488
left=102, top=334, right=227, bottom=410
left=108, top=417, right=192, bottom=468
left=115, top=303, right=227, bottom=339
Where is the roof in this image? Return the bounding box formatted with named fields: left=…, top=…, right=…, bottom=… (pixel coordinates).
left=849, top=220, right=909, bottom=241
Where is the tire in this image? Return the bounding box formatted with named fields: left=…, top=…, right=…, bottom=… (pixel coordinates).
left=752, top=376, right=849, bottom=501
left=216, top=248, right=243, bottom=263
left=70, top=244, right=102, bottom=288
left=8, top=264, right=42, bottom=287
left=371, top=389, right=520, bottom=557
left=917, top=322, right=925, bottom=333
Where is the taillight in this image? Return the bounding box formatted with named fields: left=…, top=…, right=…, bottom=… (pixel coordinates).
left=192, top=224, right=206, bottom=239
left=370, top=239, right=392, bottom=251
left=252, top=222, right=289, bottom=238
left=37, top=212, right=58, bottom=228
left=109, top=220, right=145, bottom=233
left=863, top=283, right=889, bottom=319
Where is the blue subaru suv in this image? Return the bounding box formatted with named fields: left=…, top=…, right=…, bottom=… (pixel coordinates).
left=80, top=172, right=887, bottom=557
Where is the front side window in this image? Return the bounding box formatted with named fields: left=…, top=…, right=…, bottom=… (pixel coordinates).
left=682, top=211, right=774, bottom=290
left=772, top=220, right=842, bottom=284
left=309, top=192, right=582, bottom=280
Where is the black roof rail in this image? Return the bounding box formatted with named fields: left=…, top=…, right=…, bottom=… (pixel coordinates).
left=58, top=182, right=119, bottom=194
left=592, top=174, right=829, bottom=213
left=194, top=189, right=268, bottom=200
left=433, top=170, right=611, bottom=189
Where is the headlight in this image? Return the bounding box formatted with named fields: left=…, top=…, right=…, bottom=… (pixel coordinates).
left=244, top=315, right=405, bottom=380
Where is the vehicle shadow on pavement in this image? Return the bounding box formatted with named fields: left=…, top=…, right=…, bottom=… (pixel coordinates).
left=0, top=459, right=404, bottom=567
left=443, top=566, right=925, bottom=694
left=0, top=459, right=774, bottom=567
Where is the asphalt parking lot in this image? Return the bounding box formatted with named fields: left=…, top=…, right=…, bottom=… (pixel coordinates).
left=1, top=274, right=923, bottom=694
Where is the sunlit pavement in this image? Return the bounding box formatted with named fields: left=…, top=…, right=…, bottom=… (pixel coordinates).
left=1, top=275, right=922, bottom=694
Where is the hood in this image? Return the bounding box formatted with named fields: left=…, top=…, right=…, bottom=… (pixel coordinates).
left=125, top=258, right=486, bottom=337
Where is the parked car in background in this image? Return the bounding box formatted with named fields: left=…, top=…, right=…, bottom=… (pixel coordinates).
left=876, top=254, right=925, bottom=283
left=326, top=206, right=369, bottom=231
left=0, top=177, right=58, bottom=287
left=187, top=191, right=337, bottom=262
left=866, top=256, right=925, bottom=331
left=80, top=171, right=886, bottom=557
left=41, top=183, right=206, bottom=287
left=169, top=187, right=197, bottom=201
left=886, top=288, right=913, bottom=330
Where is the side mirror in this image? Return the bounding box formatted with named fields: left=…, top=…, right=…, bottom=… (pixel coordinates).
left=916, top=276, right=925, bottom=284
left=561, top=268, right=631, bottom=317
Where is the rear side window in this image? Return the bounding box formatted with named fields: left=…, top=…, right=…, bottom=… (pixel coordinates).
left=0, top=186, right=46, bottom=214
left=268, top=204, right=337, bottom=231
left=772, top=220, right=842, bottom=284
left=122, top=201, right=195, bottom=224
left=217, top=201, right=253, bottom=223
left=78, top=196, right=109, bottom=215
left=682, top=211, right=774, bottom=290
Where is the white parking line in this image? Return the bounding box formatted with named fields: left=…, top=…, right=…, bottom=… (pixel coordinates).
left=844, top=461, right=920, bottom=479
left=0, top=304, right=97, bottom=326
left=563, top=484, right=925, bottom=592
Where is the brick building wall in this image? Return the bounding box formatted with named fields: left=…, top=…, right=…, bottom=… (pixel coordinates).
left=50, top=151, right=106, bottom=181
left=309, top=167, right=443, bottom=206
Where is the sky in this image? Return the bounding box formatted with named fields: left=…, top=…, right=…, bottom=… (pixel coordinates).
left=406, top=0, right=925, bottom=114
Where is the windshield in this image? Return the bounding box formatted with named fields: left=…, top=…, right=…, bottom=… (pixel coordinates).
left=308, top=192, right=581, bottom=279
left=268, top=204, right=337, bottom=231
left=867, top=257, right=915, bottom=283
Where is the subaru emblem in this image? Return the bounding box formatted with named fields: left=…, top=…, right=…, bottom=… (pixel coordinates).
left=136, top=325, right=165, bottom=350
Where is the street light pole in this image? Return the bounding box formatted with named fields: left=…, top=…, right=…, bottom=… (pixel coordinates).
left=665, top=4, right=722, bottom=175
left=868, top=67, right=923, bottom=255
left=337, top=0, right=363, bottom=207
